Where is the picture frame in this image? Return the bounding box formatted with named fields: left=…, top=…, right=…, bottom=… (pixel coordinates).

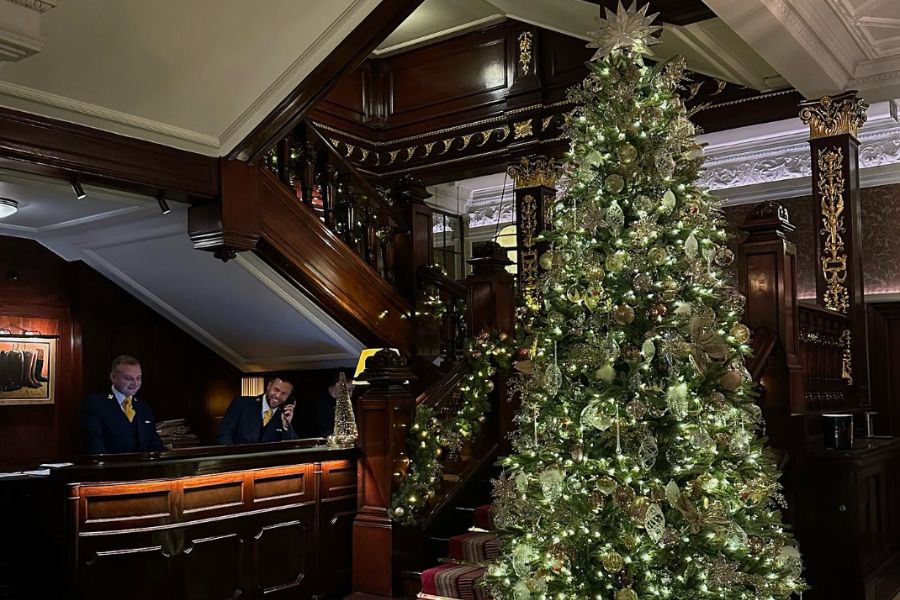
left=0, top=336, right=56, bottom=405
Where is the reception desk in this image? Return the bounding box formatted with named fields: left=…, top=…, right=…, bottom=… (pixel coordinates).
left=30, top=441, right=358, bottom=600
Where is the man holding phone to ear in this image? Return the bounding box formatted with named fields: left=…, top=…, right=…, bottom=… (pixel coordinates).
left=216, top=376, right=299, bottom=445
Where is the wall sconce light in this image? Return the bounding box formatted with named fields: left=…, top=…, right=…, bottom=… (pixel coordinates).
left=71, top=180, right=86, bottom=200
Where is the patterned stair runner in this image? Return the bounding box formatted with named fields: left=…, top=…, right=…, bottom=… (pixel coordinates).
left=419, top=505, right=496, bottom=600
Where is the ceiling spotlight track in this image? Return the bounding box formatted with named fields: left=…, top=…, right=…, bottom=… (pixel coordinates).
left=71, top=180, right=86, bottom=199
left=156, top=192, right=171, bottom=215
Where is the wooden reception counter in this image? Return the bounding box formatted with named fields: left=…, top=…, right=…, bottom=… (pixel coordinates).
left=34, top=441, right=357, bottom=600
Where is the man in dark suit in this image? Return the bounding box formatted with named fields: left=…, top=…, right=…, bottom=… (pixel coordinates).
left=216, top=376, right=299, bottom=445
left=80, top=355, right=165, bottom=454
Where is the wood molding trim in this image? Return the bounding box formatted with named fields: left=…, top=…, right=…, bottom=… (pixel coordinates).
left=230, top=0, right=427, bottom=164
left=0, top=106, right=219, bottom=199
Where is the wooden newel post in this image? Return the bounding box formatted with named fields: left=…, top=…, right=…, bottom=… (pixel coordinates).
left=351, top=349, right=416, bottom=598
left=507, top=156, right=562, bottom=306
left=466, top=241, right=517, bottom=447
left=391, top=175, right=434, bottom=303
left=799, top=91, right=870, bottom=405
left=466, top=241, right=515, bottom=337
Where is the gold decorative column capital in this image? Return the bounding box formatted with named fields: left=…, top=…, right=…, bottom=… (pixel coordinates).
left=507, top=156, right=563, bottom=189
left=799, top=90, right=868, bottom=140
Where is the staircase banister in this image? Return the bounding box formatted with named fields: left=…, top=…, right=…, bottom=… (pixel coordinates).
left=415, top=359, right=469, bottom=408
left=747, top=326, right=778, bottom=381
left=418, top=266, right=466, bottom=300
left=304, top=118, right=409, bottom=232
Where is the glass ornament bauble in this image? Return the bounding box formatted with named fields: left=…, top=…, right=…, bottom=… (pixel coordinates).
left=596, top=476, right=617, bottom=495
left=620, top=143, right=638, bottom=164
left=606, top=199, right=626, bottom=236
left=644, top=502, right=665, bottom=543
left=730, top=323, right=751, bottom=344
left=605, top=252, right=627, bottom=272
left=544, top=362, right=563, bottom=396
left=633, top=194, right=653, bottom=217
left=602, top=552, right=625, bottom=573
left=655, top=151, right=676, bottom=179
left=604, top=174, right=625, bottom=194
left=648, top=246, right=668, bottom=266
left=627, top=399, right=648, bottom=420
left=720, top=368, right=743, bottom=391
left=539, top=251, right=554, bottom=270
left=587, top=265, right=606, bottom=283
left=615, top=484, right=636, bottom=506
left=715, top=247, right=735, bottom=266
left=684, top=232, right=699, bottom=259
left=616, top=587, right=639, bottom=600
left=584, top=289, right=602, bottom=311
left=633, top=272, right=652, bottom=291
left=614, top=304, right=636, bottom=324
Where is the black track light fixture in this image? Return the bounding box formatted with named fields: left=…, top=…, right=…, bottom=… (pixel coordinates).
left=156, top=192, right=171, bottom=215
left=71, top=180, right=86, bottom=199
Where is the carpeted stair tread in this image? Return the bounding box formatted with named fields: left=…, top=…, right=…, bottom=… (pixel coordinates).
left=448, top=531, right=499, bottom=562
left=419, top=563, right=488, bottom=600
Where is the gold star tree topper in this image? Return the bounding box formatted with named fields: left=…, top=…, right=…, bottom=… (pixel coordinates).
left=587, top=1, right=662, bottom=62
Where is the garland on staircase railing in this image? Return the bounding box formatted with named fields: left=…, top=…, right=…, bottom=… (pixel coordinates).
left=390, top=332, right=513, bottom=525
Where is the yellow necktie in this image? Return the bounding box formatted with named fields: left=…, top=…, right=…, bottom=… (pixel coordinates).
left=122, top=396, right=135, bottom=422
left=262, top=408, right=273, bottom=427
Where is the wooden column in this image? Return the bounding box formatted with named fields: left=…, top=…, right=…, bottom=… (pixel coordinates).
left=799, top=91, right=870, bottom=406
left=466, top=241, right=515, bottom=337
left=507, top=156, right=562, bottom=306
left=391, top=175, right=433, bottom=303
left=351, top=349, right=416, bottom=599
left=737, top=201, right=805, bottom=445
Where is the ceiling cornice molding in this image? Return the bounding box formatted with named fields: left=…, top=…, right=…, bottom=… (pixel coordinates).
left=0, top=80, right=223, bottom=151
left=698, top=101, right=900, bottom=204
left=7, top=0, right=57, bottom=13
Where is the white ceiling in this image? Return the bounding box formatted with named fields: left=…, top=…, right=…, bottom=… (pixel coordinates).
left=0, top=171, right=363, bottom=371
left=0, top=0, right=895, bottom=161
left=0, top=0, right=382, bottom=155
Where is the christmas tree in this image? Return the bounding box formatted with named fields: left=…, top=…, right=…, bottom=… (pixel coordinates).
left=328, top=372, right=358, bottom=448
left=485, top=3, right=804, bottom=599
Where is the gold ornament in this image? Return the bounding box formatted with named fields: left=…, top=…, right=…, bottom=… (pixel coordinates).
left=720, top=368, right=743, bottom=391
left=605, top=173, right=626, bottom=194
left=605, top=252, right=627, bottom=272
left=648, top=246, right=668, bottom=266
left=714, top=247, right=735, bottom=266
left=615, top=484, right=636, bottom=506
left=629, top=496, right=651, bottom=521
left=539, top=251, right=554, bottom=270
left=571, top=444, right=586, bottom=462
left=602, top=551, right=625, bottom=573
left=616, top=587, right=639, bottom=600
left=587, top=265, right=606, bottom=283
left=620, top=143, right=638, bottom=164
left=614, top=304, right=636, bottom=324
left=584, top=289, right=602, bottom=311
left=730, top=323, right=751, bottom=344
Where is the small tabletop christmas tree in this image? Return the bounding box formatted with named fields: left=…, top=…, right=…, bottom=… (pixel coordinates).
left=328, top=372, right=358, bottom=448
left=484, top=3, right=804, bottom=599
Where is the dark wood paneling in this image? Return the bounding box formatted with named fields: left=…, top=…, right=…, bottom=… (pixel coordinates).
left=0, top=236, right=240, bottom=466
left=231, top=0, right=427, bottom=163
left=868, top=302, right=900, bottom=436
left=58, top=452, right=356, bottom=600
left=0, top=107, right=218, bottom=200
left=389, top=34, right=507, bottom=124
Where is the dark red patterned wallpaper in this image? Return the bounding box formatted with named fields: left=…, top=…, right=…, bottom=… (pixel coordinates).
left=723, top=183, right=900, bottom=299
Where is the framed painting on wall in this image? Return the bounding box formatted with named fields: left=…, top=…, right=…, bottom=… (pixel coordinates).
left=0, top=336, right=56, bottom=405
